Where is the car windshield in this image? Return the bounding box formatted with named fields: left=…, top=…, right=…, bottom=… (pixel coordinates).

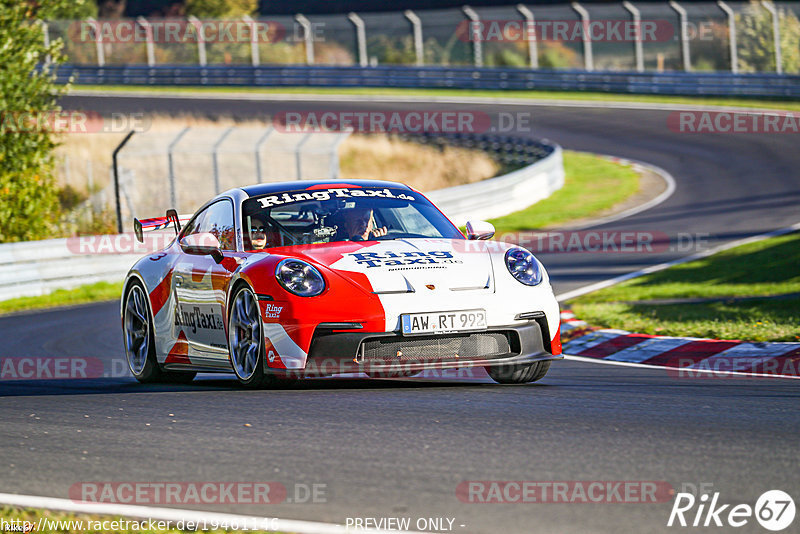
left=241, top=186, right=463, bottom=250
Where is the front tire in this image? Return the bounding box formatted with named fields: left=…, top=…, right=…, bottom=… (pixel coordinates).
left=228, top=285, right=268, bottom=388
left=486, top=360, right=551, bottom=384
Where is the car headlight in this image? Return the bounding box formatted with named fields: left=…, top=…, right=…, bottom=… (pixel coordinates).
left=504, top=248, right=543, bottom=286
left=275, top=259, right=326, bottom=297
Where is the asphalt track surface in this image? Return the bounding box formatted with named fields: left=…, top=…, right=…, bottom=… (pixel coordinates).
left=0, top=94, right=798, bottom=533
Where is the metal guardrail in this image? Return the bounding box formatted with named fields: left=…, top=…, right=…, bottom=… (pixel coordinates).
left=56, top=64, right=800, bottom=98
left=0, top=238, right=141, bottom=301
left=0, top=138, right=563, bottom=301
left=398, top=132, right=552, bottom=167
left=428, top=144, right=564, bottom=226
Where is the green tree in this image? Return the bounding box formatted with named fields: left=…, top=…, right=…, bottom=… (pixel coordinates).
left=0, top=0, right=94, bottom=242
left=185, top=0, right=257, bottom=18
left=737, top=0, right=800, bottom=74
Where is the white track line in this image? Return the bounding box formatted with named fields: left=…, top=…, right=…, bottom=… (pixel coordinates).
left=68, top=89, right=796, bottom=114
left=0, top=493, right=424, bottom=534
left=564, top=355, right=800, bottom=380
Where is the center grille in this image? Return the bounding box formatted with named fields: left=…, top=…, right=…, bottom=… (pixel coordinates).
left=361, top=332, right=514, bottom=364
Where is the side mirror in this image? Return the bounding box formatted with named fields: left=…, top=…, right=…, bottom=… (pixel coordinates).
left=180, top=233, right=224, bottom=263
left=465, top=220, right=495, bottom=241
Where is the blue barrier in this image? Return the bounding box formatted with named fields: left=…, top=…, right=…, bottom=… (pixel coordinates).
left=55, top=64, right=800, bottom=98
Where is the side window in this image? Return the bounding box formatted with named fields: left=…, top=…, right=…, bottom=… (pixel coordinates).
left=184, top=200, right=236, bottom=251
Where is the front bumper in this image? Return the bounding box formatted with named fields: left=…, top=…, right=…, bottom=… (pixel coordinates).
left=293, top=319, right=561, bottom=378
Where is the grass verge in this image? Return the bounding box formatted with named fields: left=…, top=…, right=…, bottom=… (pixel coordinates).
left=489, top=151, right=640, bottom=233
left=567, top=232, right=800, bottom=342
left=0, top=506, right=281, bottom=533
left=72, top=85, right=800, bottom=112
left=0, top=281, right=123, bottom=316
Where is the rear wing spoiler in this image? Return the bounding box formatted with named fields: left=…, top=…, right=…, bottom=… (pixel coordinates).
left=133, top=209, right=192, bottom=243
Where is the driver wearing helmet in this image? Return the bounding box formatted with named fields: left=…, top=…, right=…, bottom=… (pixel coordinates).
left=337, top=205, right=388, bottom=242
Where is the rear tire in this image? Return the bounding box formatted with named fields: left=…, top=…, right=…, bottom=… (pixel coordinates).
left=123, top=281, right=161, bottom=383
left=123, top=280, right=196, bottom=385
left=486, top=360, right=551, bottom=384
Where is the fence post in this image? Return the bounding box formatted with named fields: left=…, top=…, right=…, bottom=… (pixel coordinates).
left=41, top=21, right=51, bottom=67
left=136, top=17, right=156, bottom=67
left=295, top=14, right=315, bottom=65
left=403, top=10, right=424, bottom=66
left=212, top=127, right=234, bottom=194
left=570, top=2, right=593, bottom=71
left=86, top=17, right=105, bottom=67
left=516, top=4, right=538, bottom=69
left=622, top=1, right=644, bottom=72
left=187, top=15, right=207, bottom=66
left=295, top=132, right=313, bottom=180
left=761, top=1, right=782, bottom=74
left=669, top=1, right=691, bottom=72
left=329, top=131, right=351, bottom=180
left=167, top=127, right=190, bottom=212
left=243, top=15, right=260, bottom=67
left=462, top=6, right=483, bottom=67
left=112, top=131, right=136, bottom=234
left=348, top=12, right=368, bottom=67
left=254, top=127, right=274, bottom=184
left=87, top=159, right=94, bottom=194
left=716, top=1, right=738, bottom=74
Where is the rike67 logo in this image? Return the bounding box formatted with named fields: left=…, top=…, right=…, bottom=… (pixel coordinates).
left=668, top=489, right=795, bottom=531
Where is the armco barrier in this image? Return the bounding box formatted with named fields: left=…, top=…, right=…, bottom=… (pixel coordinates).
left=0, top=140, right=563, bottom=302
left=428, top=144, right=564, bottom=226
left=55, top=64, right=800, bottom=98
left=0, top=238, right=142, bottom=301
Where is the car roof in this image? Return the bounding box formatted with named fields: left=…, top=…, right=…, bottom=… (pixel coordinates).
left=240, top=179, right=412, bottom=198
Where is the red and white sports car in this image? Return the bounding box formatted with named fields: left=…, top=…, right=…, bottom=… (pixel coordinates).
left=121, top=180, right=562, bottom=387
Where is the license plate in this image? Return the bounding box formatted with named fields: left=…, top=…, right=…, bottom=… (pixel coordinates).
left=401, top=309, right=487, bottom=335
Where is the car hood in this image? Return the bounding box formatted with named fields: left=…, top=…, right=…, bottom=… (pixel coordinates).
left=299, top=238, right=495, bottom=294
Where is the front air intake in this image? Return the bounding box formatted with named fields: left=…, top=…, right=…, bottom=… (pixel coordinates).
left=361, top=332, right=515, bottom=364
